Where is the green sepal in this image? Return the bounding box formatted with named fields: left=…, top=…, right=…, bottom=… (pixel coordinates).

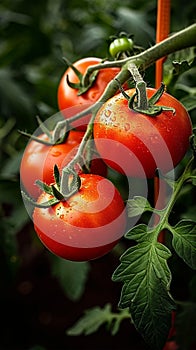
left=34, top=197, right=60, bottom=208
left=66, top=69, right=99, bottom=95
left=133, top=104, right=175, bottom=117
left=63, top=56, right=99, bottom=95
left=51, top=185, right=65, bottom=200
left=117, top=79, right=176, bottom=117
left=35, top=180, right=53, bottom=195
left=18, top=130, right=54, bottom=146
left=131, top=83, right=175, bottom=116
left=148, top=83, right=165, bottom=105
left=66, top=74, right=82, bottom=90
left=53, top=164, right=61, bottom=189
left=63, top=56, right=83, bottom=81
left=36, top=115, right=52, bottom=139
left=19, top=115, right=70, bottom=146
left=21, top=190, right=60, bottom=208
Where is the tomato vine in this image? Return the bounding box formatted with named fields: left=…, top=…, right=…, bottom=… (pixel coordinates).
left=20, top=23, right=196, bottom=350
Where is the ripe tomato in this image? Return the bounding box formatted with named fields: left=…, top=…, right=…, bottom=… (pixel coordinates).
left=20, top=130, right=107, bottom=199
left=33, top=174, right=127, bottom=261
left=93, top=88, right=192, bottom=178
left=57, top=57, right=126, bottom=130
left=163, top=341, right=178, bottom=350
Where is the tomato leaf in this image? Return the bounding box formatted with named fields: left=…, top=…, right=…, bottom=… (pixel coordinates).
left=169, top=220, right=196, bottom=269
left=51, top=257, right=90, bottom=302
left=127, top=196, right=154, bottom=218
left=179, top=93, right=196, bottom=112
left=66, top=303, right=131, bottom=336
left=67, top=304, right=112, bottom=335
left=112, top=233, right=176, bottom=350
left=190, top=176, right=196, bottom=186
left=172, top=60, right=192, bottom=76
left=125, top=223, right=153, bottom=243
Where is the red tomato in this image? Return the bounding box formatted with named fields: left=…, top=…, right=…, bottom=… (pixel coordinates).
left=33, top=174, right=127, bottom=261
left=20, top=130, right=107, bottom=199
left=163, top=341, right=179, bottom=350
left=57, top=57, right=126, bottom=130
left=93, top=88, right=192, bottom=178
left=163, top=312, right=178, bottom=350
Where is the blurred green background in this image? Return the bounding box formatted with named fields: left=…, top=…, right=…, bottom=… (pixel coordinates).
left=0, top=1, right=195, bottom=349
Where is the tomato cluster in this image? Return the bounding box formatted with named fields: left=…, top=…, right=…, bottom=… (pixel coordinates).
left=20, top=56, right=192, bottom=262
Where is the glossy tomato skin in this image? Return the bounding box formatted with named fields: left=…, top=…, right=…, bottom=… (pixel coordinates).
left=20, top=130, right=107, bottom=199
left=94, top=88, right=192, bottom=178
left=20, top=130, right=84, bottom=199
left=57, top=57, right=125, bottom=130
left=33, top=174, right=127, bottom=261
left=163, top=341, right=178, bottom=350
left=109, top=37, right=133, bottom=58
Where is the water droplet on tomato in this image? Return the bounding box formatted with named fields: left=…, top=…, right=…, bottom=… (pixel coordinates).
left=51, top=150, right=62, bottom=157
left=89, top=90, right=99, bottom=100
left=150, top=135, right=159, bottom=143
left=124, top=123, right=130, bottom=131
left=104, top=109, right=111, bottom=118
left=69, top=200, right=78, bottom=207
left=113, top=122, right=120, bottom=128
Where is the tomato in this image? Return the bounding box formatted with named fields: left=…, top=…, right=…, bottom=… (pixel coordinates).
left=20, top=130, right=107, bottom=199
left=163, top=312, right=178, bottom=350
left=20, top=130, right=84, bottom=199
left=109, top=37, right=134, bottom=58
left=93, top=88, right=192, bottom=178
left=57, top=57, right=126, bottom=130
left=163, top=341, right=178, bottom=350
left=33, top=174, right=127, bottom=261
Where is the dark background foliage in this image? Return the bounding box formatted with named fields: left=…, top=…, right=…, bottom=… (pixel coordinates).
left=0, top=0, right=195, bottom=349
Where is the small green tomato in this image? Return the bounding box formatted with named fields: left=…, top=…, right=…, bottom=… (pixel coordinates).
left=109, top=37, right=134, bottom=58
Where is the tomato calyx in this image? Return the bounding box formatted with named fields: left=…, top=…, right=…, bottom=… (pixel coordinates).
left=19, top=116, right=69, bottom=146
left=22, top=165, right=82, bottom=208
left=21, top=123, right=97, bottom=207
left=117, top=80, right=175, bottom=117
left=63, top=56, right=100, bottom=96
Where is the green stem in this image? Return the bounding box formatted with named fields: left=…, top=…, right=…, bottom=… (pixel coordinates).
left=133, top=23, right=196, bottom=70
left=153, top=157, right=195, bottom=236
left=60, top=24, right=196, bottom=131
left=83, top=23, right=196, bottom=96
left=127, top=62, right=148, bottom=110
left=59, top=24, right=196, bottom=196
left=60, top=112, right=96, bottom=194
